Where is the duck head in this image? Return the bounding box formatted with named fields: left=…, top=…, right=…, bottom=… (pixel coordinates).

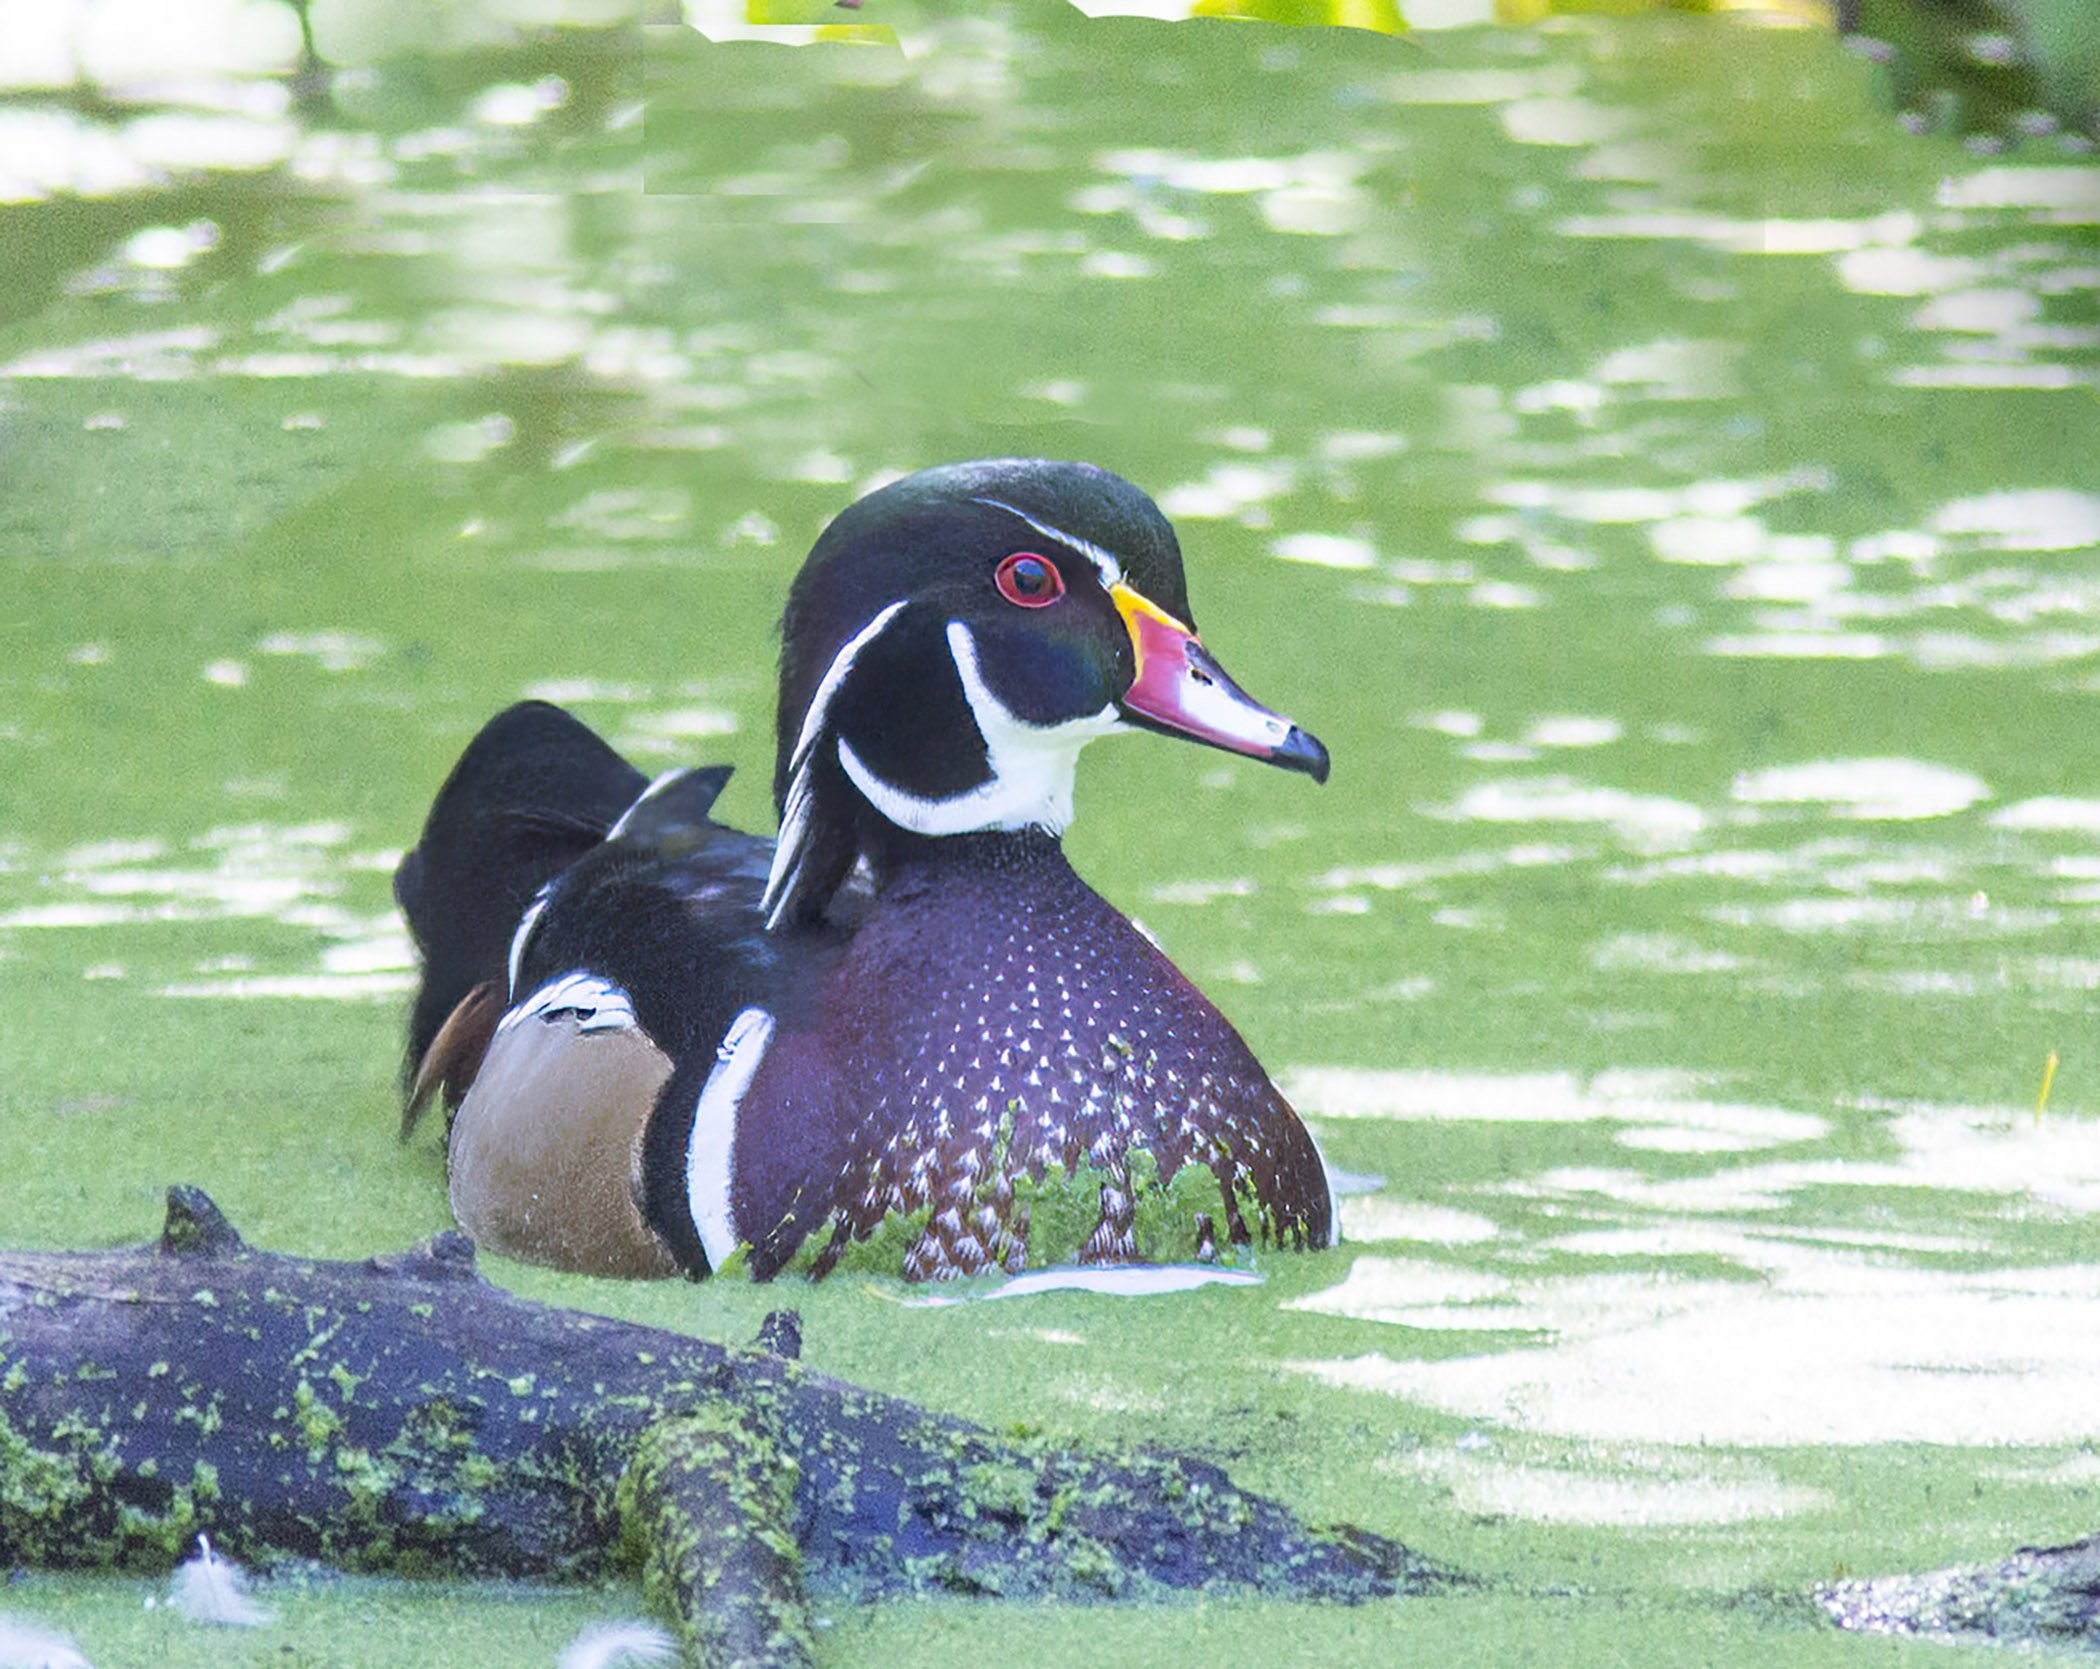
left=764, top=458, right=1329, bottom=928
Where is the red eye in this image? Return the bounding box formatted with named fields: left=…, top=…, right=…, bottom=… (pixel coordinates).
left=994, top=552, right=1064, bottom=608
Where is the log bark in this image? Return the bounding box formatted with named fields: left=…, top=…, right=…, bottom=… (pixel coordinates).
left=1821, top=1533, right=2100, bottom=1647
left=0, top=1188, right=1448, bottom=1666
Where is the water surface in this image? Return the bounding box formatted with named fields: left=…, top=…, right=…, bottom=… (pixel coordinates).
left=3, top=2, right=2099, bottom=1662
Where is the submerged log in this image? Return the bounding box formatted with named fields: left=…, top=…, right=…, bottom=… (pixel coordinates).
left=0, top=1188, right=1448, bottom=1666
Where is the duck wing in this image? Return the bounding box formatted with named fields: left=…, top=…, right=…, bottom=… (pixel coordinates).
left=395, top=701, right=647, bottom=1108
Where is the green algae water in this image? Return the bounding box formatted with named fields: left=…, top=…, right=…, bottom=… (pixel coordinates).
left=3, top=1, right=2099, bottom=1662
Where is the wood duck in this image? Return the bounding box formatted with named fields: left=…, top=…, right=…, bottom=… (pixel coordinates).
left=396, top=459, right=1337, bottom=1281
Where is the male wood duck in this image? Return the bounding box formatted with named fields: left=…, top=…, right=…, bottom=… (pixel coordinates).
left=396, top=459, right=1337, bottom=1281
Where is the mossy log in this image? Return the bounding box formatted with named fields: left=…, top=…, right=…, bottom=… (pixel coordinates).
left=1820, top=1532, right=2100, bottom=1648
left=0, top=1188, right=1447, bottom=1667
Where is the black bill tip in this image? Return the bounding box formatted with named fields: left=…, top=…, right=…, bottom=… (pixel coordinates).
left=1272, top=725, right=1331, bottom=784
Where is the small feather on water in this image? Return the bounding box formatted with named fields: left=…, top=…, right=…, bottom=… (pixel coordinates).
left=0, top=1614, right=92, bottom=1669
left=169, top=1534, right=271, bottom=1628
left=556, top=1620, right=679, bottom=1669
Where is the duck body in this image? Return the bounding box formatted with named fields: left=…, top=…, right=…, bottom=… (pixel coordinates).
left=397, top=459, right=1336, bottom=1281
left=672, top=827, right=1333, bottom=1279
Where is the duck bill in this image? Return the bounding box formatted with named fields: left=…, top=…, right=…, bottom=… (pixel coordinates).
left=1110, top=582, right=1330, bottom=783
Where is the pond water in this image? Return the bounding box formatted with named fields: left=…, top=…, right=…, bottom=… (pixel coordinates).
left=4, top=1, right=2100, bottom=1663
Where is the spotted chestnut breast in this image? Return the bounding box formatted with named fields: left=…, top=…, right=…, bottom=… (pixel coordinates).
left=723, top=833, right=1334, bottom=1280
left=396, top=458, right=1336, bottom=1281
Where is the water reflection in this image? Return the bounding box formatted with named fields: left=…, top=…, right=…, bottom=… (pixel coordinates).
left=1288, top=1065, right=2100, bottom=1455
left=3, top=0, right=2100, bottom=1619
left=1292, top=1244, right=2100, bottom=1447
left=1434, top=777, right=1706, bottom=847
left=1397, top=1443, right=1830, bottom=1528
left=0, top=824, right=412, bottom=1000
left=1731, top=759, right=1989, bottom=820
left=1287, top=1065, right=1829, bottom=1148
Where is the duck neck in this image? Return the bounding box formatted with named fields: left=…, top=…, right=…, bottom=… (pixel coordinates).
left=865, top=822, right=1073, bottom=899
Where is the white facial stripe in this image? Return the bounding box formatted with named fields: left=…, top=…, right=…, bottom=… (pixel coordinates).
left=764, top=784, right=814, bottom=930
left=505, top=884, right=553, bottom=1001
left=786, top=600, right=908, bottom=781
left=686, top=1006, right=775, bottom=1271
left=764, top=599, right=910, bottom=927
left=603, top=768, right=690, bottom=842
left=836, top=621, right=1121, bottom=838
left=971, top=496, right=1125, bottom=588
left=498, top=971, right=638, bottom=1037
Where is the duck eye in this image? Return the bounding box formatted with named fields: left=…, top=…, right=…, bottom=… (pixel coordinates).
left=994, top=552, right=1064, bottom=608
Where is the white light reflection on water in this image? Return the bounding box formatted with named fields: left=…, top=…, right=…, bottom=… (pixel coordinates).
left=1465, top=57, right=2100, bottom=722
left=1338, top=1198, right=1501, bottom=1246
left=1088, top=147, right=1372, bottom=239
left=1934, top=489, right=2100, bottom=552
left=1396, top=1443, right=1830, bottom=1528
left=1159, top=460, right=1296, bottom=524
left=1431, top=777, right=1707, bottom=849
left=1524, top=716, right=1620, bottom=749
left=1992, top=797, right=2100, bottom=833
left=0, top=109, right=296, bottom=205
left=1286, top=1068, right=2100, bottom=1456
left=1557, top=165, right=2098, bottom=393
left=0, top=825, right=413, bottom=1001
left=1510, top=475, right=2100, bottom=669
left=613, top=706, right=741, bottom=760
left=1270, top=531, right=1377, bottom=570
left=1315, top=841, right=1587, bottom=895
left=1286, top=1065, right=1828, bottom=1149
left=1292, top=1252, right=2100, bottom=1448
left=256, top=630, right=387, bottom=673
left=1731, top=759, right=1990, bottom=821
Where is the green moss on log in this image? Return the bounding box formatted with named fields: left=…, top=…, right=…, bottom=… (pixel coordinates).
left=1, top=1187, right=1451, bottom=1669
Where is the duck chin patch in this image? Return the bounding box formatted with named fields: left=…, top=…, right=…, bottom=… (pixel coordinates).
left=838, top=621, right=1123, bottom=838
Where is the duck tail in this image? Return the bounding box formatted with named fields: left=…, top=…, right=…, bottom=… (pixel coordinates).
left=394, top=702, right=648, bottom=1115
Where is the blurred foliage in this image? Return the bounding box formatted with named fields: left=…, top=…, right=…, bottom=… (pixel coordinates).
left=742, top=0, right=900, bottom=36
left=1497, top=0, right=1830, bottom=18
left=714, top=0, right=2100, bottom=149
left=1187, top=0, right=1408, bottom=35
left=1486, top=0, right=2095, bottom=144
left=741, top=0, right=1408, bottom=33
left=1157, top=0, right=2100, bottom=146
left=1840, top=0, right=2100, bottom=146
left=1174, top=0, right=2100, bottom=143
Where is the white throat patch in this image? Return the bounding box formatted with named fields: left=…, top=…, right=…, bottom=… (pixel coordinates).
left=837, top=620, right=1122, bottom=838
